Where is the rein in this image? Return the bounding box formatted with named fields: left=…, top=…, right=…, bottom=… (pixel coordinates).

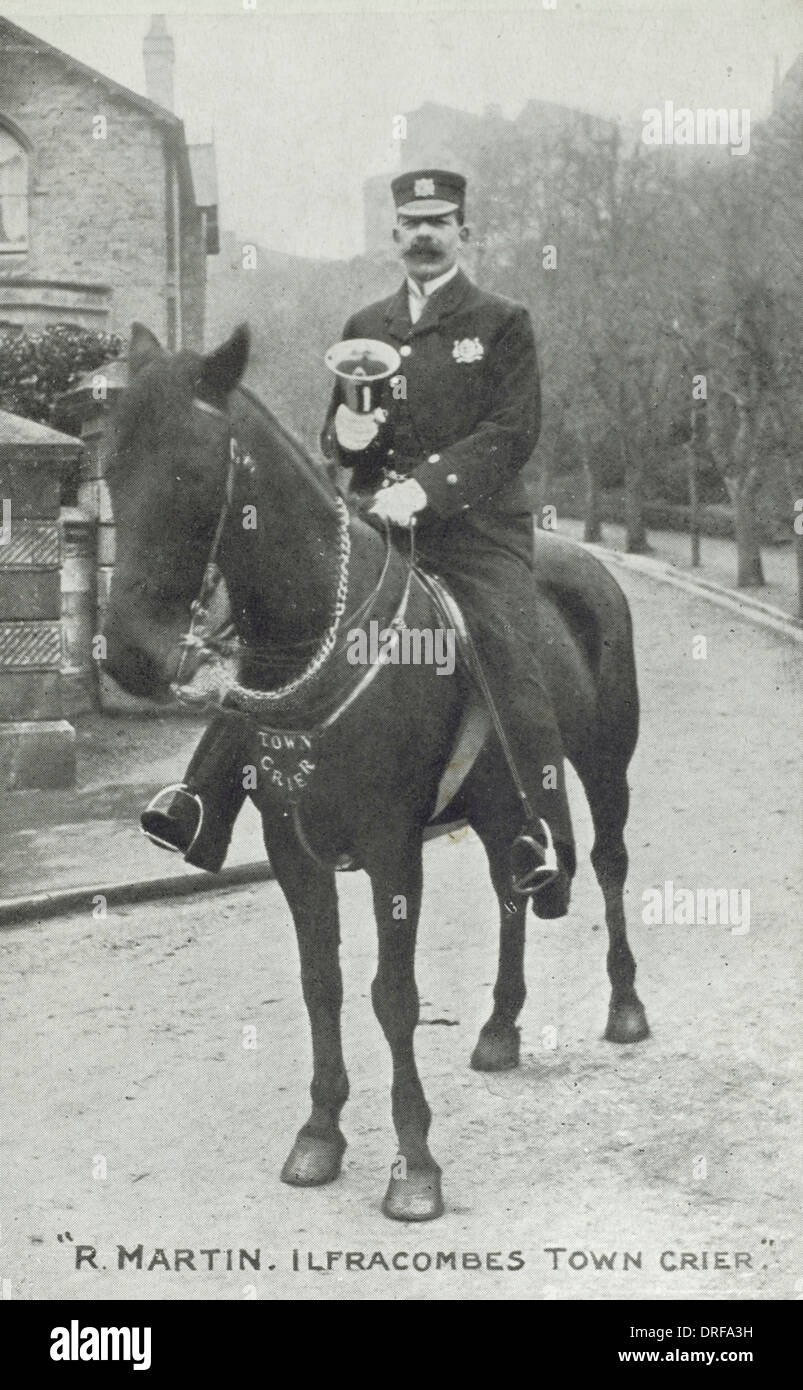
left=174, top=398, right=415, bottom=730
left=172, top=431, right=239, bottom=692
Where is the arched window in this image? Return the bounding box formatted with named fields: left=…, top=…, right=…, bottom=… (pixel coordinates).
left=0, top=122, right=29, bottom=251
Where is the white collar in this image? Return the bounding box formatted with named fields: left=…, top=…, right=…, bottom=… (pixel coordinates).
left=406, top=263, right=459, bottom=300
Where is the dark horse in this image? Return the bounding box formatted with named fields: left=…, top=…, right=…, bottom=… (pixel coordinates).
left=104, top=322, right=648, bottom=1222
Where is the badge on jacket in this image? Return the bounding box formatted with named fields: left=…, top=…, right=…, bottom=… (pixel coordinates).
left=452, top=337, right=484, bottom=364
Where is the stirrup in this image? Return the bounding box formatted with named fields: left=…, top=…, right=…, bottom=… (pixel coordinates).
left=140, top=783, right=204, bottom=856
left=510, top=817, right=559, bottom=896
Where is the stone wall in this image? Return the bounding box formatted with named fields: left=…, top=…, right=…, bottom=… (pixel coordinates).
left=0, top=418, right=78, bottom=787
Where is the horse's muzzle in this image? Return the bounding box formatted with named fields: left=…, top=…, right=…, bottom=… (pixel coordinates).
left=102, top=625, right=180, bottom=700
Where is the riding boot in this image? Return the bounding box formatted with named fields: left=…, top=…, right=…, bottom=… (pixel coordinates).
left=141, top=708, right=253, bottom=872
left=492, top=709, right=576, bottom=919
left=431, top=548, right=577, bottom=919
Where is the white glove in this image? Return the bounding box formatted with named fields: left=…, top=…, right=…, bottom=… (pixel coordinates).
left=334, top=403, right=380, bottom=452
left=368, top=478, right=428, bottom=527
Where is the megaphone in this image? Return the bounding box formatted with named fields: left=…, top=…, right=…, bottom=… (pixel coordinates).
left=325, top=338, right=401, bottom=414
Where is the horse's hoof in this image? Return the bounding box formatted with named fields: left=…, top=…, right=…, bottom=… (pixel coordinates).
left=280, top=1130, right=346, bottom=1187
left=470, top=1024, right=520, bottom=1071
left=530, top=873, right=572, bottom=919
left=605, top=1001, right=650, bottom=1044
left=382, top=1166, right=444, bottom=1222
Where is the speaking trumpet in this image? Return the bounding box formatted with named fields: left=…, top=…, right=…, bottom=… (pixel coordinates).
left=325, top=337, right=401, bottom=414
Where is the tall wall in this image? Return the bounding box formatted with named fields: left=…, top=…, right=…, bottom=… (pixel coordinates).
left=179, top=186, right=206, bottom=350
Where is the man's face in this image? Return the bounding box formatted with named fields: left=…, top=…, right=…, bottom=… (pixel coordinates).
left=393, top=212, right=468, bottom=283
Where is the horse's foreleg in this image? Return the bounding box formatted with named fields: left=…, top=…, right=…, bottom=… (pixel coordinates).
left=582, top=765, right=649, bottom=1044
left=263, top=816, right=349, bottom=1186
left=471, top=831, right=526, bottom=1072
left=367, top=832, right=443, bottom=1222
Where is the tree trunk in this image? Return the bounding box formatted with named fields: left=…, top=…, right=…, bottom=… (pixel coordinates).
left=623, top=439, right=647, bottom=553
left=583, top=452, right=602, bottom=543
left=729, top=478, right=765, bottom=587
left=686, top=441, right=701, bottom=567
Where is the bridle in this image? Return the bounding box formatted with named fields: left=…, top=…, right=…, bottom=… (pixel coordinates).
left=171, top=422, right=240, bottom=693
left=174, top=397, right=415, bottom=727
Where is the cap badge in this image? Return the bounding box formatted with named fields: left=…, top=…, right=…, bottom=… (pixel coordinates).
left=414, top=177, right=436, bottom=197
left=453, top=337, right=484, bottom=364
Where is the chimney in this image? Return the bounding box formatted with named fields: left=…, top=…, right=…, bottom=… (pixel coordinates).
left=143, top=14, right=175, bottom=112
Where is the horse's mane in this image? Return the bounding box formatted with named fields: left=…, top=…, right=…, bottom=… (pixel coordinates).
left=234, top=383, right=340, bottom=515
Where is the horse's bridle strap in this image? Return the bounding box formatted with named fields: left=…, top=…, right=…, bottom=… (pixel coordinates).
left=173, top=428, right=238, bottom=690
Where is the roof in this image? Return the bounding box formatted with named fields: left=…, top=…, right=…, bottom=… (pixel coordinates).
left=64, top=357, right=129, bottom=394
left=0, top=409, right=83, bottom=450
left=57, top=358, right=129, bottom=412
left=0, top=15, right=206, bottom=211
left=410, top=101, right=482, bottom=125
left=0, top=14, right=180, bottom=130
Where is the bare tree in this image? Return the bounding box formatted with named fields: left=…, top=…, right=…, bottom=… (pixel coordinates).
left=553, top=127, right=685, bottom=552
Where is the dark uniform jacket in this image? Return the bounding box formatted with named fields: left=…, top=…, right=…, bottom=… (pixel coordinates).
left=322, top=267, right=540, bottom=568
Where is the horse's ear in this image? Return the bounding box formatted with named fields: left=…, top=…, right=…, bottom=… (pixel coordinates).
left=129, top=323, right=165, bottom=376
left=200, top=323, right=250, bottom=397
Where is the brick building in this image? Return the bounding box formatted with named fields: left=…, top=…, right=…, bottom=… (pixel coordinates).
left=0, top=13, right=217, bottom=347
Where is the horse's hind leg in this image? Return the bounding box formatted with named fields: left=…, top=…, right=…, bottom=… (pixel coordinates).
left=262, top=816, right=349, bottom=1186
left=365, top=829, right=443, bottom=1222
left=470, top=829, right=526, bottom=1072
left=580, top=761, right=649, bottom=1043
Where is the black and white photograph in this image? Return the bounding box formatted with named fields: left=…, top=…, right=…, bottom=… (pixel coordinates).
left=0, top=0, right=801, bottom=1325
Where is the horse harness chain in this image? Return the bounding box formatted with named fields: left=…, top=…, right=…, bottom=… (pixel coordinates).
left=178, top=404, right=356, bottom=710
left=181, top=396, right=417, bottom=728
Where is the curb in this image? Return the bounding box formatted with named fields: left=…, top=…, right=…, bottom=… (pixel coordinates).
left=0, top=860, right=275, bottom=930
left=2, top=819, right=466, bottom=928
left=583, top=542, right=803, bottom=644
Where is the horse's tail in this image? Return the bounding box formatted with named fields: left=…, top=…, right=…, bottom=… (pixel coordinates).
left=533, top=535, right=639, bottom=769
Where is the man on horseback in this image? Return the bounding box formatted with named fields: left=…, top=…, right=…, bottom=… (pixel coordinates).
left=142, top=169, right=575, bottom=914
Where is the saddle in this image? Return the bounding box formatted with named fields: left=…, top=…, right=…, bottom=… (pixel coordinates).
left=245, top=568, right=492, bottom=828
left=412, top=569, right=491, bottom=821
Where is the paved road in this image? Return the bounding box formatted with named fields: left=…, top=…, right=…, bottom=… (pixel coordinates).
left=2, top=567, right=800, bottom=1301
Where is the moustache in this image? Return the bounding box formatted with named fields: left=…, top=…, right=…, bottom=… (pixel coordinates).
left=408, top=243, right=440, bottom=255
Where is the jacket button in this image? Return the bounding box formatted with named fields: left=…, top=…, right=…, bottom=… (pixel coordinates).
left=387, top=448, right=395, bottom=457
left=461, top=503, right=470, bottom=512
left=428, top=453, right=441, bottom=463
left=400, top=345, right=412, bottom=357
left=446, top=472, right=458, bottom=484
